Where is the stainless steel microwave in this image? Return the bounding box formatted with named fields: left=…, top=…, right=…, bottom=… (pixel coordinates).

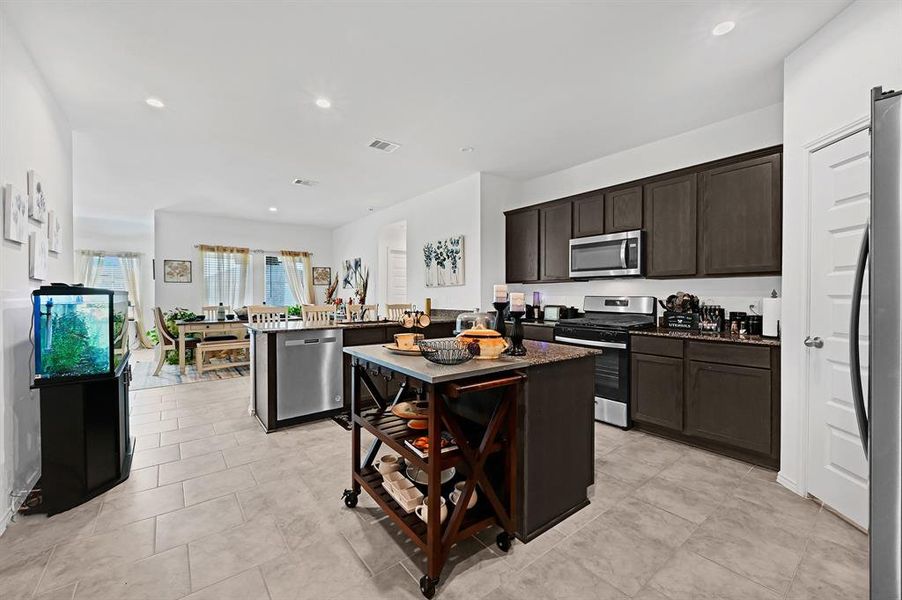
left=569, top=230, right=644, bottom=278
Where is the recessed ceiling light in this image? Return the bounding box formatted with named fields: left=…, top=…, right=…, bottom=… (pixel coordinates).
left=712, top=21, right=735, bottom=36
left=460, top=146, right=475, bottom=153
left=268, top=207, right=278, bottom=212
left=145, top=97, right=165, bottom=108
left=315, top=97, right=332, bottom=109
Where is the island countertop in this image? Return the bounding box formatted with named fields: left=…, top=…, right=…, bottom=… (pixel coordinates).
left=343, top=340, right=597, bottom=384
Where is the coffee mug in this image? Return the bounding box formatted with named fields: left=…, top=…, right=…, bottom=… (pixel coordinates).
left=449, top=481, right=477, bottom=510
left=394, top=332, right=424, bottom=350
left=414, top=496, right=447, bottom=524
left=375, top=455, right=401, bottom=474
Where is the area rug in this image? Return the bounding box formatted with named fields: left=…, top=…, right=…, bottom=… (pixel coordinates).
left=130, top=353, right=249, bottom=390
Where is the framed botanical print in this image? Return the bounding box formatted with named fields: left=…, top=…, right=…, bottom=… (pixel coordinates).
left=163, top=259, right=192, bottom=283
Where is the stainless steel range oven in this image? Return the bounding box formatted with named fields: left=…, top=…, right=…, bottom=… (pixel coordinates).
left=553, top=296, right=656, bottom=428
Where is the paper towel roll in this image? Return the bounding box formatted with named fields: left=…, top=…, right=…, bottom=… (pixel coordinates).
left=763, top=297, right=781, bottom=338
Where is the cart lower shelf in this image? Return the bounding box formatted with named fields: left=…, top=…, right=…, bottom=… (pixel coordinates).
left=352, top=466, right=497, bottom=550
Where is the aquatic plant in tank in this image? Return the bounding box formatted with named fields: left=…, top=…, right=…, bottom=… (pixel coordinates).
left=32, top=287, right=130, bottom=382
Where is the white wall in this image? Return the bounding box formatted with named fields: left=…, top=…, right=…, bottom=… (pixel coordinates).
left=153, top=211, right=333, bottom=312
left=780, top=0, right=902, bottom=494
left=501, top=103, right=785, bottom=313
left=332, top=174, right=483, bottom=312
left=74, top=215, right=154, bottom=328
left=0, top=11, right=74, bottom=530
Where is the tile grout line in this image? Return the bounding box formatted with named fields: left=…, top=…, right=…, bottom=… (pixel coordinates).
left=29, top=543, right=57, bottom=598
left=781, top=504, right=823, bottom=600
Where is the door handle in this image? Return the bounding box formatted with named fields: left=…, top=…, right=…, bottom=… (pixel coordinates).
left=849, top=224, right=869, bottom=455
left=803, top=336, right=824, bottom=348
left=619, top=240, right=628, bottom=269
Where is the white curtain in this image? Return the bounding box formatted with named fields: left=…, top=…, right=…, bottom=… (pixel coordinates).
left=201, top=245, right=250, bottom=308
left=280, top=251, right=314, bottom=304
left=79, top=251, right=102, bottom=286
left=121, top=255, right=154, bottom=348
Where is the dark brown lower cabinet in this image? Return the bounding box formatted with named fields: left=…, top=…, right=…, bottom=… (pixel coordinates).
left=630, top=353, right=683, bottom=431
left=685, top=361, right=772, bottom=456
left=629, top=335, right=780, bottom=468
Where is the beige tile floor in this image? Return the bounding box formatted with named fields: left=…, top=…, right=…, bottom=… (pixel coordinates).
left=0, top=376, right=868, bottom=599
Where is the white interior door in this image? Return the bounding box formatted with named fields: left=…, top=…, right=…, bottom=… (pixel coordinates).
left=807, top=128, right=870, bottom=527
left=387, top=249, right=407, bottom=304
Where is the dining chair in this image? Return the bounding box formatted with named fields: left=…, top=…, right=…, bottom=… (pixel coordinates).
left=346, top=304, right=378, bottom=322
left=386, top=303, right=412, bottom=321
left=152, top=307, right=198, bottom=376
left=301, top=304, right=333, bottom=325
left=247, top=305, right=288, bottom=325
left=202, top=304, right=231, bottom=319
left=198, top=304, right=240, bottom=341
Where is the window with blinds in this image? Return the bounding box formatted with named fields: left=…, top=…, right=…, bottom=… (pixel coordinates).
left=202, top=250, right=249, bottom=306
left=94, top=256, right=128, bottom=292
left=264, top=255, right=304, bottom=306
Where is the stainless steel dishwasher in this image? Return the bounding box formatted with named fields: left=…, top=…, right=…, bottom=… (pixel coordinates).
left=276, top=328, right=344, bottom=420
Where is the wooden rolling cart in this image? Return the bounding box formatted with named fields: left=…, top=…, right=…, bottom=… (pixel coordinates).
left=342, top=359, right=523, bottom=598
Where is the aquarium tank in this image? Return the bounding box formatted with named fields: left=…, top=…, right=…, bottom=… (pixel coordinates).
left=32, top=285, right=129, bottom=384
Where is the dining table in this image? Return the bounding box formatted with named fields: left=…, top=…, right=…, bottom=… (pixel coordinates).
left=173, top=317, right=250, bottom=374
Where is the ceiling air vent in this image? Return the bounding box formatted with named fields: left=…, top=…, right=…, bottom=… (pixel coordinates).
left=368, top=138, right=401, bottom=153
left=293, top=178, right=318, bottom=187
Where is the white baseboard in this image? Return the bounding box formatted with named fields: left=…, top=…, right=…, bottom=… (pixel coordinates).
left=777, top=472, right=803, bottom=496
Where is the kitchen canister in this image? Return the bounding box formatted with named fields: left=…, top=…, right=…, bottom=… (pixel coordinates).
left=762, top=290, right=781, bottom=338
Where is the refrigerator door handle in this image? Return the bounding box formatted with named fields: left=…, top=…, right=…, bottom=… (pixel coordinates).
left=849, top=224, right=869, bottom=456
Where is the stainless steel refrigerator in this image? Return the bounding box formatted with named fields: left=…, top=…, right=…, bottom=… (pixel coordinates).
left=850, top=86, right=902, bottom=600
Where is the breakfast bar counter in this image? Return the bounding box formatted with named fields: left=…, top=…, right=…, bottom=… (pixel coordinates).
left=342, top=340, right=596, bottom=598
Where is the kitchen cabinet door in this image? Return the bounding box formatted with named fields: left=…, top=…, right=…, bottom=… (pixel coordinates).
left=699, top=153, right=782, bottom=275
left=572, top=192, right=605, bottom=238
left=604, top=185, right=643, bottom=233
left=505, top=209, right=540, bottom=283
left=539, top=202, right=573, bottom=281
left=644, top=174, right=697, bottom=277
left=630, top=353, right=683, bottom=431
left=686, top=360, right=773, bottom=455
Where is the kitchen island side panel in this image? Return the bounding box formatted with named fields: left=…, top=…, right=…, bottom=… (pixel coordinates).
left=519, top=354, right=595, bottom=540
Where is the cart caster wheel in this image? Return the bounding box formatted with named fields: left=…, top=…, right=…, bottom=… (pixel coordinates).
left=341, top=489, right=358, bottom=508
left=496, top=532, right=512, bottom=553
left=419, top=575, right=438, bottom=599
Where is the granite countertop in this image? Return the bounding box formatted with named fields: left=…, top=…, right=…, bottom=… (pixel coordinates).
left=631, top=327, right=780, bottom=347
left=343, top=339, right=597, bottom=383
left=246, top=316, right=456, bottom=333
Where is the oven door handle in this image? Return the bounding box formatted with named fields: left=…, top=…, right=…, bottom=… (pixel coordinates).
left=619, top=240, right=628, bottom=268
left=554, top=336, right=626, bottom=350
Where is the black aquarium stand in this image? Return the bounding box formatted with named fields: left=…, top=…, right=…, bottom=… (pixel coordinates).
left=35, top=361, right=134, bottom=515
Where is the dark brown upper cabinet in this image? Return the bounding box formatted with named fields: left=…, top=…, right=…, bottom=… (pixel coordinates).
left=539, top=202, right=573, bottom=281
left=505, top=209, right=539, bottom=283
left=699, top=153, right=782, bottom=275
left=604, top=185, right=643, bottom=233
left=572, top=192, right=605, bottom=238
left=644, top=174, right=697, bottom=277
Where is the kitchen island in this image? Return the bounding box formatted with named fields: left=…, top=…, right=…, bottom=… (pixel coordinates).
left=342, top=340, right=597, bottom=597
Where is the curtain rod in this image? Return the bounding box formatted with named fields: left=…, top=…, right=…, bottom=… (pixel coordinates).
left=192, top=244, right=312, bottom=256
left=78, top=249, right=143, bottom=258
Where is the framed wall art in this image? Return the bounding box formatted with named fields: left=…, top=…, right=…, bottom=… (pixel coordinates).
left=27, top=170, right=47, bottom=223
left=48, top=210, right=62, bottom=253
left=163, top=259, right=192, bottom=283
left=313, top=266, right=331, bottom=286
left=423, top=234, right=464, bottom=287
left=29, top=231, right=49, bottom=280
left=3, top=183, right=27, bottom=243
